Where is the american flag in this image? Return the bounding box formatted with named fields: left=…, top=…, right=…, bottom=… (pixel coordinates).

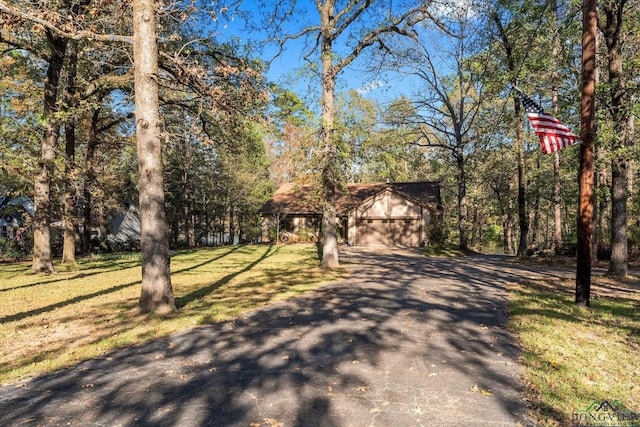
left=518, top=91, right=579, bottom=154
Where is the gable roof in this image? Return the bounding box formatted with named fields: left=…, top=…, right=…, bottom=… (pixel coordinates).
left=260, top=181, right=442, bottom=215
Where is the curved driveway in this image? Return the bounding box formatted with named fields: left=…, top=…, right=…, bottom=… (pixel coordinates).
left=0, top=247, right=546, bottom=426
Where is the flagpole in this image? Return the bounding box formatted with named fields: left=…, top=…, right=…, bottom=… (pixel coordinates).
left=576, top=0, right=597, bottom=307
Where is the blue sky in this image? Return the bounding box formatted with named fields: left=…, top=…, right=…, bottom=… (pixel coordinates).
left=213, top=0, right=435, bottom=107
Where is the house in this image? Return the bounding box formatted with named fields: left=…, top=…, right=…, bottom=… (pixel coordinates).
left=0, top=195, right=34, bottom=239
left=259, top=181, right=443, bottom=247
left=105, top=204, right=141, bottom=251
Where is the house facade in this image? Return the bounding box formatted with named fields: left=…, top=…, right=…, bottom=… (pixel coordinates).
left=260, top=182, right=443, bottom=247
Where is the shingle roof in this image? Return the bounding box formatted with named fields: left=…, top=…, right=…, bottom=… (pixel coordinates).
left=260, top=182, right=442, bottom=214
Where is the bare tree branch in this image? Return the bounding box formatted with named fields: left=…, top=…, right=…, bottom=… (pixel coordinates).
left=0, top=1, right=132, bottom=43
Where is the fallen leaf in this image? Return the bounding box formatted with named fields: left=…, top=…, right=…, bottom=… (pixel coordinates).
left=428, top=373, right=437, bottom=377
left=470, top=384, right=479, bottom=392
left=480, top=390, right=494, bottom=396
left=351, top=360, right=360, bottom=364
left=83, top=383, right=94, bottom=388
left=356, top=386, right=368, bottom=392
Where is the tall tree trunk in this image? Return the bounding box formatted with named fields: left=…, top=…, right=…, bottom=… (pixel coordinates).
left=603, top=0, right=629, bottom=277
left=493, top=14, right=529, bottom=258
left=319, top=0, right=339, bottom=269
left=507, top=181, right=515, bottom=254
left=514, top=94, right=529, bottom=258
left=576, top=0, right=597, bottom=307
left=133, top=0, right=177, bottom=314
left=184, top=202, right=195, bottom=247
left=531, top=157, right=541, bottom=248
left=610, top=160, right=628, bottom=276
left=83, top=109, right=100, bottom=255
left=470, top=186, right=480, bottom=248
left=456, top=152, right=468, bottom=251
left=228, top=205, right=235, bottom=245
left=504, top=215, right=514, bottom=255
left=62, top=42, right=78, bottom=264
left=32, top=32, right=67, bottom=274
left=551, top=0, right=564, bottom=255
left=553, top=151, right=562, bottom=253
left=597, top=166, right=608, bottom=256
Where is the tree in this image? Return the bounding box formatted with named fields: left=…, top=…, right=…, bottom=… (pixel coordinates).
left=265, top=1, right=436, bottom=268
left=132, top=0, right=177, bottom=314
left=0, top=0, right=134, bottom=269
left=266, top=88, right=317, bottom=186
left=31, top=30, right=67, bottom=273
left=576, top=0, right=597, bottom=307
left=600, top=0, right=634, bottom=278
left=396, top=2, right=487, bottom=251
left=550, top=0, right=563, bottom=255
left=492, top=9, right=529, bottom=258
left=60, top=41, right=79, bottom=264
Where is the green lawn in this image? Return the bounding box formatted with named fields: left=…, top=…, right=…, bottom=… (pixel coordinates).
left=0, top=244, right=347, bottom=384
left=3, top=244, right=639, bottom=426
left=509, top=273, right=640, bottom=426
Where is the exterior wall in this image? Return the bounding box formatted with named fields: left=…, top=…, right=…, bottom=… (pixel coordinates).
left=262, top=187, right=442, bottom=247
left=261, top=214, right=321, bottom=243
left=261, top=215, right=277, bottom=242
left=422, top=209, right=431, bottom=245
left=349, top=189, right=424, bottom=246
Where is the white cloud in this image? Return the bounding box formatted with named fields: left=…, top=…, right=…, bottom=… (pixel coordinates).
left=429, top=0, right=479, bottom=19
left=356, top=80, right=388, bottom=95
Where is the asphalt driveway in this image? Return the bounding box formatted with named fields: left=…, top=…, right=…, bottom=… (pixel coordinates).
left=0, top=247, right=543, bottom=426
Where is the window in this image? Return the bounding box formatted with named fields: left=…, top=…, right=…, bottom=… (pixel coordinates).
left=367, top=219, right=373, bottom=223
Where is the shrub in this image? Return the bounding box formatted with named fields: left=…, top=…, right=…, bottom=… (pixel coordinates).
left=427, top=216, right=448, bottom=248
left=0, top=237, right=31, bottom=261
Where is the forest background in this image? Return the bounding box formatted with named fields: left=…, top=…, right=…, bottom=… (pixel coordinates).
left=1, top=0, right=639, bottom=278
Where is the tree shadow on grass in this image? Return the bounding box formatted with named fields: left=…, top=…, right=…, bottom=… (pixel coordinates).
left=1, top=246, right=248, bottom=324
left=175, top=245, right=279, bottom=309
left=0, top=248, right=532, bottom=426
left=0, top=280, right=142, bottom=324
left=0, top=259, right=142, bottom=293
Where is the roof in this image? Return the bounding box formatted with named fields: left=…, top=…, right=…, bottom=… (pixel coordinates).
left=260, top=181, right=442, bottom=215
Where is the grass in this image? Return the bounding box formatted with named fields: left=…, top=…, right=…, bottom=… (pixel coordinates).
left=0, top=244, right=348, bottom=384
left=509, top=272, right=640, bottom=426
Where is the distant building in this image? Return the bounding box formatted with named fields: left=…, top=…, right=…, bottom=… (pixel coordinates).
left=0, top=195, right=34, bottom=239
left=260, top=182, right=443, bottom=247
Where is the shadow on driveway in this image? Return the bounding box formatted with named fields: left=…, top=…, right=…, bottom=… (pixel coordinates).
left=0, top=247, right=537, bottom=426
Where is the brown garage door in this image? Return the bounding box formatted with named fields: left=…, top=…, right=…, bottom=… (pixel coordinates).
left=355, top=218, right=421, bottom=246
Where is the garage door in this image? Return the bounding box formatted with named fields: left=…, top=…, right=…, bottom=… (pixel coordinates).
left=355, top=218, right=421, bottom=246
